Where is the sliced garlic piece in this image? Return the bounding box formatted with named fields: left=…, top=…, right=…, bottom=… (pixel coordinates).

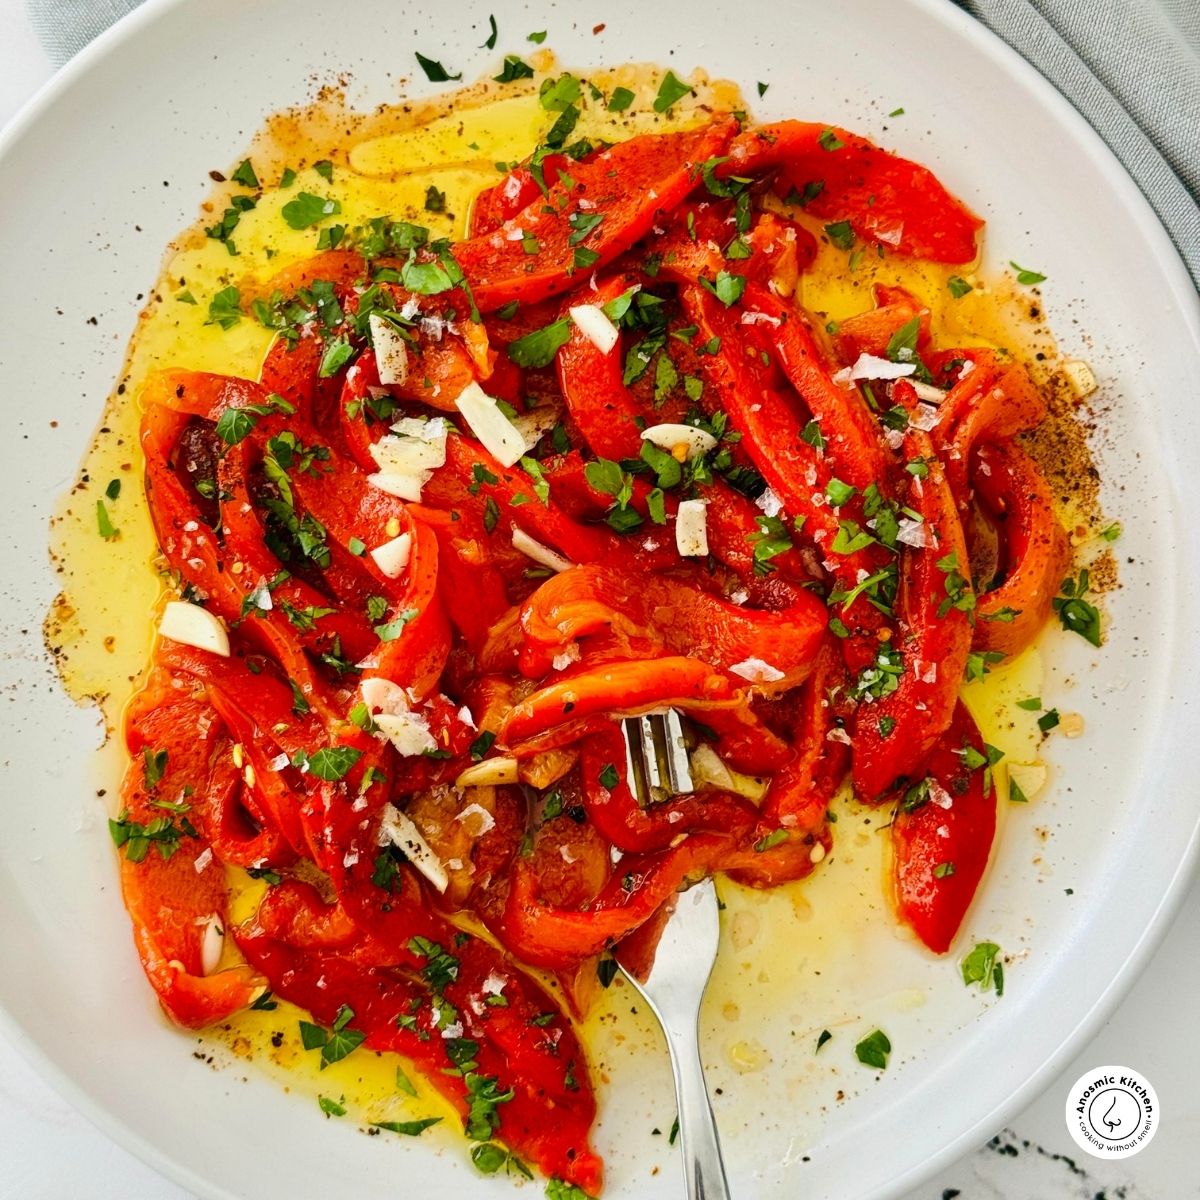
left=567, top=303, right=620, bottom=354
left=159, top=600, right=230, bottom=658
left=377, top=803, right=447, bottom=892
left=455, top=381, right=525, bottom=466
left=511, top=528, right=573, bottom=573
left=640, top=423, right=718, bottom=462
left=368, top=313, right=409, bottom=386
left=455, top=756, right=519, bottom=788
left=370, top=531, right=412, bottom=579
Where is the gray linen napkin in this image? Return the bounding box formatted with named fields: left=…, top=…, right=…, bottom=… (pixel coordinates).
left=958, top=0, right=1200, bottom=289
left=26, top=0, right=1200, bottom=284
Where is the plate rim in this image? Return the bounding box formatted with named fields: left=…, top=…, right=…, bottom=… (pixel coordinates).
left=1, top=0, right=1198, bottom=1197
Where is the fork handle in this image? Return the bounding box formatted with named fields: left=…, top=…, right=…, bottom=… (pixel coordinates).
left=666, top=1014, right=732, bottom=1200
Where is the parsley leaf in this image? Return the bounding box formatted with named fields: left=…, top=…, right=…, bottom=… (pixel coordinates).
left=1052, top=569, right=1101, bottom=646
left=507, top=317, right=572, bottom=368
left=1009, top=260, right=1046, bottom=285
left=494, top=55, right=534, bottom=83
left=281, top=192, right=341, bottom=230
left=653, top=71, right=693, bottom=113
left=206, top=286, right=242, bottom=330
left=961, top=941, right=1004, bottom=995
left=700, top=270, right=746, bottom=307
left=854, top=1029, right=891, bottom=1069
left=415, top=51, right=461, bottom=82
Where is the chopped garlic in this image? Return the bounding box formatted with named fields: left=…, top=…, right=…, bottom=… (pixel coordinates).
left=158, top=600, right=230, bottom=658
left=1060, top=711, right=1085, bottom=738
left=454, top=757, right=519, bottom=788
left=1007, top=759, right=1048, bottom=801
left=367, top=470, right=428, bottom=501
left=675, top=499, right=709, bottom=557
left=568, top=303, right=620, bottom=354
left=511, top=528, right=573, bottom=573
left=378, top=803, right=447, bottom=892
left=455, top=381, right=525, bottom=466
left=360, top=677, right=410, bottom=716
left=729, top=657, right=785, bottom=684
left=374, top=710, right=437, bottom=757
left=370, top=424, right=446, bottom=475
left=833, top=352, right=917, bottom=387
left=199, top=915, right=224, bottom=976
left=689, top=743, right=768, bottom=803
left=910, top=381, right=947, bottom=404
left=640, top=423, right=718, bottom=462
left=1061, top=359, right=1098, bottom=399
left=370, top=532, right=412, bottom=579
left=368, top=313, right=409, bottom=386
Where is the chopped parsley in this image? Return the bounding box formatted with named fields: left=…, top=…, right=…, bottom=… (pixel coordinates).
left=415, top=51, right=462, bottom=82
left=653, top=71, right=692, bottom=113
left=961, top=941, right=1004, bottom=995
left=1009, top=260, right=1046, bottom=285
left=854, top=1029, right=891, bottom=1069
left=1052, top=569, right=1101, bottom=646
left=280, top=192, right=341, bottom=230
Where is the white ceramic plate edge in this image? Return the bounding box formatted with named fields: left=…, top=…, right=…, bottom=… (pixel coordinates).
left=1, top=1, right=1198, bottom=1197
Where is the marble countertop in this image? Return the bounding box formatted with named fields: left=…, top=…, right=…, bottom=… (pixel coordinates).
left=1, top=2, right=1196, bottom=1196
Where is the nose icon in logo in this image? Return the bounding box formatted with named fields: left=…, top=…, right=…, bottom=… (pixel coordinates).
left=1086, top=1088, right=1140, bottom=1140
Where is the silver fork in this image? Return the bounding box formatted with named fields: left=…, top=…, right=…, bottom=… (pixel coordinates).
left=616, top=711, right=733, bottom=1200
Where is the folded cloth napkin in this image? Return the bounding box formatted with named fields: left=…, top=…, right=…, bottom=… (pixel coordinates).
left=957, top=0, right=1200, bottom=290
left=27, top=0, right=140, bottom=66
left=27, top=0, right=1200, bottom=288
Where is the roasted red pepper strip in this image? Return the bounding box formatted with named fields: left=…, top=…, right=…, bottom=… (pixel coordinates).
left=118, top=670, right=264, bottom=1027
left=851, top=432, right=972, bottom=800
left=470, top=153, right=568, bottom=237
left=500, top=657, right=739, bottom=746
left=972, top=441, right=1071, bottom=657
left=455, top=118, right=737, bottom=311
left=833, top=284, right=933, bottom=362
left=235, top=911, right=603, bottom=1194
left=742, top=282, right=893, bottom=490
left=890, top=702, right=997, bottom=952
left=677, top=282, right=840, bottom=551
left=720, top=120, right=984, bottom=263
left=555, top=275, right=645, bottom=459
left=516, top=563, right=826, bottom=688
left=498, top=832, right=730, bottom=970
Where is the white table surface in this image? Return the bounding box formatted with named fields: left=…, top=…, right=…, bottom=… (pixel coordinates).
left=2, top=2, right=1198, bottom=1197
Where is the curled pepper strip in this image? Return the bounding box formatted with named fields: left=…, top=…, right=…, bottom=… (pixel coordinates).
left=890, top=702, right=997, bottom=953
left=117, top=670, right=264, bottom=1027
left=719, top=120, right=984, bottom=263
left=516, top=563, right=827, bottom=689
left=499, top=657, right=740, bottom=747
left=971, top=441, right=1071, bottom=657
left=578, top=725, right=758, bottom=853
left=851, top=431, right=972, bottom=800
left=497, top=832, right=731, bottom=971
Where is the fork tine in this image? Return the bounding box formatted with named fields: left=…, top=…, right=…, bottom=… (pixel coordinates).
left=623, top=716, right=650, bottom=805
left=662, top=709, right=694, bottom=793
left=621, top=710, right=695, bottom=805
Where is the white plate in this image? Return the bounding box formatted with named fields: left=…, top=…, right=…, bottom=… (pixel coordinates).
left=1, top=0, right=1198, bottom=1197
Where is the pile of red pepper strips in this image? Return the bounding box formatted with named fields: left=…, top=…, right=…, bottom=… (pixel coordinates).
left=114, top=113, right=1070, bottom=1192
